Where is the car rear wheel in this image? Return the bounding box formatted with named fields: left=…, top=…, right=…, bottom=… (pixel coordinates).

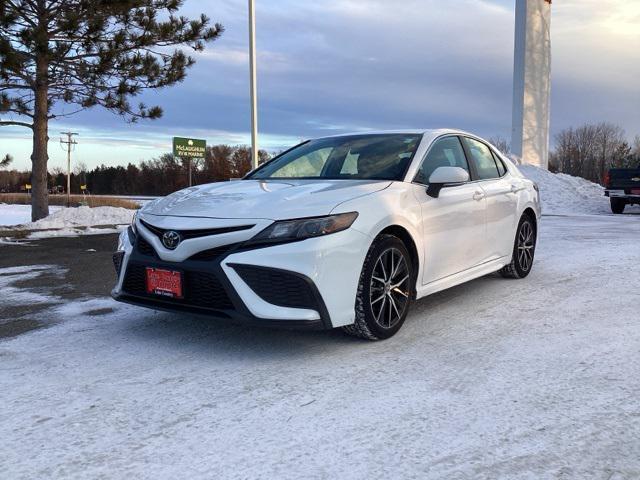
left=610, top=198, right=626, bottom=214
left=500, top=214, right=536, bottom=279
left=343, top=235, right=414, bottom=340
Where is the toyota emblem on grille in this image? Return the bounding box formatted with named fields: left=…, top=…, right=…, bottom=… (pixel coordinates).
left=162, top=231, right=181, bottom=250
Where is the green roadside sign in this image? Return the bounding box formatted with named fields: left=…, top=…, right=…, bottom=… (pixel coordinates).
left=173, top=137, right=206, bottom=158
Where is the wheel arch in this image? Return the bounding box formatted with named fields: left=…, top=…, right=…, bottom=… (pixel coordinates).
left=522, top=207, right=538, bottom=230
left=376, top=224, right=419, bottom=296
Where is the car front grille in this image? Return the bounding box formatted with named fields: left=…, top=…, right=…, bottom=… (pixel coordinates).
left=137, top=236, right=156, bottom=257
left=188, top=244, right=237, bottom=261
left=135, top=235, right=236, bottom=262
left=141, top=220, right=255, bottom=241
left=122, top=263, right=234, bottom=311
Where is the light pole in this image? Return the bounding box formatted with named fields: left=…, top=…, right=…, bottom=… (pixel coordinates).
left=60, top=132, right=78, bottom=207
left=248, top=0, right=259, bottom=170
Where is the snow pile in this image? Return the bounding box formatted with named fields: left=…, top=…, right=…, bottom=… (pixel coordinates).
left=0, top=204, right=62, bottom=227
left=9, top=206, right=136, bottom=238
left=22, top=206, right=134, bottom=230
left=518, top=165, right=610, bottom=216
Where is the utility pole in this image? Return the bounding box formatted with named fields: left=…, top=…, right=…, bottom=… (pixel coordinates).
left=248, top=0, right=259, bottom=170
left=60, top=132, right=78, bottom=207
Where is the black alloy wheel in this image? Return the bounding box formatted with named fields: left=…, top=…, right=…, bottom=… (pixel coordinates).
left=500, top=214, right=537, bottom=279
left=343, top=235, right=414, bottom=340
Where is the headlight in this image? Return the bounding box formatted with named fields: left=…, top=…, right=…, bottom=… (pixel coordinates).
left=249, top=212, right=358, bottom=245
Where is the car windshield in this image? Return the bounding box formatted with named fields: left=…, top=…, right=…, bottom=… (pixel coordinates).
left=246, top=134, right=422, bottom=181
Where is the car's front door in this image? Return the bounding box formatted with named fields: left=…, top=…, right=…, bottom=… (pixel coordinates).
left=461, top=137, right=518, bottom=262
left=413, top=136, right=487, bottom=285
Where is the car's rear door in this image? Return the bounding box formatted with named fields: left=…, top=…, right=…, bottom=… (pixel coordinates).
left=461, top=137, right=518, bottom=261
left=413, top=135, right=487, bottom=285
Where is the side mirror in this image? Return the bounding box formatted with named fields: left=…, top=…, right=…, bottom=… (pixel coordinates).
left=426, top=166, right=470, bottom=198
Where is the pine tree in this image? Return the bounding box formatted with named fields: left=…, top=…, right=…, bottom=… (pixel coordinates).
left=0, top=0, right=223, bottom=220
left=0, top=153, right=13, bottom=168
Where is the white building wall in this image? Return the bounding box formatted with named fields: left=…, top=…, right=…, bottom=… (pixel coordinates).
left=512, top=0, right=552, bottom=169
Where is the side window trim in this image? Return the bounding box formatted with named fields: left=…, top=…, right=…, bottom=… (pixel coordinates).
left=412, top=135, right=473, bottom=185
left=490, top=149, right=508, bottom=178
left=459, top=136, right=480, bottom=182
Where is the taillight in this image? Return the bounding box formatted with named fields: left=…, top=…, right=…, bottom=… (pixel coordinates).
left=603, top=172, right=610, bottom=188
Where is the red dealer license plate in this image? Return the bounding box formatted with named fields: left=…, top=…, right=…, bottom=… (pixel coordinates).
left=145, top=268, right=183, bottom=299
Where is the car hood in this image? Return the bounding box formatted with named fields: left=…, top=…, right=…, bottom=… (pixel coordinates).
left=141, top=179, right=391, bottom=220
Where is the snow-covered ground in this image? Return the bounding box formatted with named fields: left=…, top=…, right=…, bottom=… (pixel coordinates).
left=1, top=214, right=639, bottom=479
left=0, top=204, right=134, bottom=237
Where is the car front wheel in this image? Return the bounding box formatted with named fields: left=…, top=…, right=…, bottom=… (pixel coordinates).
left=500, top=214, right=537, bottom=279
left=343, top=235, right=414, bottom=340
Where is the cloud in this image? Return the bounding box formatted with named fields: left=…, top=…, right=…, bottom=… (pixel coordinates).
left=548, top=0, right=640, bottom=135
left=2, top=0, right=638, bottom=170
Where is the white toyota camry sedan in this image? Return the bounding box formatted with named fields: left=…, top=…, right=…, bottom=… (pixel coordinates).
left=112, top=129, right=540, bottom=340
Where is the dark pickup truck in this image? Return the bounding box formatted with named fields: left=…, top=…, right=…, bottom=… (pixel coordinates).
left=604, top=167, right=640, bottom=214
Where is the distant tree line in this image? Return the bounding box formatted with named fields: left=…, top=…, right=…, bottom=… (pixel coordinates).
left=492, top=123, right=640, bottom=185
left=549, top=123, right=640, bottom=184
left=0, top=145, right=271, bottom=195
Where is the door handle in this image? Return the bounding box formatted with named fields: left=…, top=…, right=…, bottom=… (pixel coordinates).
left=473, top=191, right=485, bottom=201
left=510, top=184, right=519, bottom=193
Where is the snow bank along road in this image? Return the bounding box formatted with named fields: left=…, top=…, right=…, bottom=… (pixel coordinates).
left=1, top=214, right=639, bottom=479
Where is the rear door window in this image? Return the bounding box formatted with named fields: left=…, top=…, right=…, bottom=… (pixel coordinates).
left=462, top=137, right=500, bottom=180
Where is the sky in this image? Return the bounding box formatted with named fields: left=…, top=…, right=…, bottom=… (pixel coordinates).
left=1, top=0, right=639, bottom=171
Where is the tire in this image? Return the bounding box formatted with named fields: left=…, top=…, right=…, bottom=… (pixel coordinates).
left=500, top=214, right=537, bottom=279
left=343, top=235, right=414, bottom=340
left=610, top=198, right=626, bottom=214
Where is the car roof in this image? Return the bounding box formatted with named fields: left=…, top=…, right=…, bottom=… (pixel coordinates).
left=313, top=128, right=475, bottom=141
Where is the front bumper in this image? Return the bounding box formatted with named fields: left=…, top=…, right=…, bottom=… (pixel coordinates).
left=111, top=221, right=371, bottom=329
left=112, top=290, right=328, bottom=330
